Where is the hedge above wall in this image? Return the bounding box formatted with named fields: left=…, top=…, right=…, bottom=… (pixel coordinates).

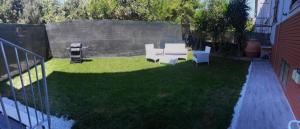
left=46, top=20, right=183, bottom=58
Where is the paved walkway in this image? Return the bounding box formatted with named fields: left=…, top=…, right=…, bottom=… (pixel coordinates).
left=230, top=61, right=295, bottom=129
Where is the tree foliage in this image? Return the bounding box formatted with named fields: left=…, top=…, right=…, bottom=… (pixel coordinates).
left=0, top=0, right=23, bottom=23
left=193, top=0, right=250, bottom=56
left=86, top=0, right=117, bottom=19
left=62, top=0, right=88, bottom=20
left=226, top=0, right=250, bottom=54
left=246, top=18, right=254, bottom=32
left=20, top=0, right=43, bottom=24
left=194, top=0, right=228, bottom=48
left=0, top=0, right=200, bottom=24
left=41, top=0, right=65, bottom=23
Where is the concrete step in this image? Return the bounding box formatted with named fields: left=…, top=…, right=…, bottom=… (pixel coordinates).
left=0, top=97, right=75, bottom=129
left=0, top=113, right=26, bottom=129
left=0, top=98, right=46, bottom=129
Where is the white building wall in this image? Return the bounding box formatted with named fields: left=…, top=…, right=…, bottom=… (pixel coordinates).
left=254, top=0, right=273, bottom=33
left=255, top=0, right=300, bottom=44
left=270, top=0, right=300, bottom=44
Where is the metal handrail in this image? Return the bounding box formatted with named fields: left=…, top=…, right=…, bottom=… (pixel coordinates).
left=0, top=37, right=43, bottom=59
left=0, top=37, right=51, bottom=129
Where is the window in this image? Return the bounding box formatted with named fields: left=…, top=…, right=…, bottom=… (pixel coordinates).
left=290, top=0, right=300, bottom=11
left=280, top=60, right=290, bottom=88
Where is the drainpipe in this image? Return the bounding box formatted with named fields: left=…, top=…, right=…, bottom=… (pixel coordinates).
left=281, top=0, right=287, bottom=22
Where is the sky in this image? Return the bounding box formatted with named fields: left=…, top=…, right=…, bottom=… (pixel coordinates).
left=249, top=0, right=256, bottom=18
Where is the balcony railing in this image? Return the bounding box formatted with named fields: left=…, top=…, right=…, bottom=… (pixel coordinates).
left=0, top=37, right=51, bottom=129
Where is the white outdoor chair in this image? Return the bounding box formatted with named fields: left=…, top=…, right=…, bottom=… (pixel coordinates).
left=145, top=44, right=163, bottom=62
left=192, top=46, right=211, bottom=65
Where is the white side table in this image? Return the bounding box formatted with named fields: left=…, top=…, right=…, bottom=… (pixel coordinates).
left=159, top=56, right=178, bottom=65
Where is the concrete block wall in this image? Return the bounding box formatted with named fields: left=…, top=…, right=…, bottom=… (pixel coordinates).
left=0, top=20, right=183, bottom=79
left=46, top=20, right=183, bottom=58
left=0, top=24, right=50, bottom=79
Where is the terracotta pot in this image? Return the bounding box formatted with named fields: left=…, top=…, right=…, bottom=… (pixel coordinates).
left=245, top=39, right=261, bottom=58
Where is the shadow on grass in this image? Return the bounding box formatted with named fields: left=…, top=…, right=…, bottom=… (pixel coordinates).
left=1, top=58, right=249, bottom=129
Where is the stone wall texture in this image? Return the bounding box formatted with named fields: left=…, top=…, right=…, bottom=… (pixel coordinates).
left=46, top=20, right=183, bottom=58
left=0, top=24, right=50, bottom=79
left=0, top=24, right=51, bottom=58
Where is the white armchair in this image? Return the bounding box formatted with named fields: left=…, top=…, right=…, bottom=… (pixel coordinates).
left=145, top=44, right=163, bottom=62
left=192, top=46, right=211, bottom=65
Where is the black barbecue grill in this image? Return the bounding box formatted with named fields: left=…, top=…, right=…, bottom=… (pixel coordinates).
left=70, top=43, right=83, bottom=63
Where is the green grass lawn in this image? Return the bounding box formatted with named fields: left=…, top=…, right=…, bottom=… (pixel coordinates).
left=1, top=55, right=249, bottom=129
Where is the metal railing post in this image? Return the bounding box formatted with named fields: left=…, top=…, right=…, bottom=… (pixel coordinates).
left=33, top=56, right=45, bottom=121
left=0, top=41, right=22, bottom=123
left=25, top=53, right=39, bottom=124
left=0, top=38, right=51, bottom=129
left=14, top=48, right=32, bottom=128
left=0, top=95, right=11, bottom=129
left=41, top=59, right=51, bottom=129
